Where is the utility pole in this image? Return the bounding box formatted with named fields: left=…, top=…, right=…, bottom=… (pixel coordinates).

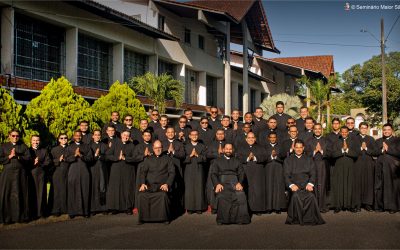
left=381, top=18, right=387, bottom=124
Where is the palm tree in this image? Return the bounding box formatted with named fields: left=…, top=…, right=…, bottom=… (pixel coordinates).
left=129, top=72, right=184, bottom=114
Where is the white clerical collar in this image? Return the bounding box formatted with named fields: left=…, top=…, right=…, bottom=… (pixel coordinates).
left=112, top=121, right=117, bottom=125
left=61, top=145, right=66, bottom=148
left=12, top=143, right=16, bottom=146
left=191, top=142, right=198, bottom=146
left=202, top=128, right=207, bottom=131
left=386, top=136, right=392, bottom=140
left=256, top=118, right=261, bottom=121
left=224, top=155, right=230, bottom=160
left=95, top=141, right=99, bottom=144
left=333, top=131, right=340, bottom=134
left=32, top=147, right=38, bottom=150
left=249, top=145, right=253, bottom=148
left=82, top=132, right=86, bottom=135
left=109, top=136, right=113, bottom=139
left=295, top=154, right=302, bottom=158
left=270, top=143, right=276, bottom=147
left=127, top=126, right=132, bottom=129
left=314, top=135, right=322, bottom=139
left=75, top=142, right=80, bottom=145
left=144, top=142, right=149, bottom=145
left=224, top=127, right=228, bottom=130
left=360, top=134, right=367, bottom=138
left=307, top=130, right=312, bottom=132
left=278, top=113, right=283, bottom=116
left=168, top=139, right=174, bottom=143
left=211, top=118, right=216, bottom=121
left=152, top=120, right=158, bottom=123
left=291, top=138, right=297, bottom=141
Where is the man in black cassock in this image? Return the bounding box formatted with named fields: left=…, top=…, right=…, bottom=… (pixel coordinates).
left=252, top=107, right=268, bottom=137
left=154, top=115, right=169, bottom=142
left=79, top=120, right=92, bottom=145
left=49, top=134, right=69, bottom=216
left=208, top=106, right=221, bottom=131
left=148, top=109, right=161, bottom=130
left=106, top=130, right=136, bottom=215
left=185, top=108, right=199, bottom=131
left=123, top=115, right=141, bottom=145
left=351, top=122, right=379, bottom=212
left=138, top=140, right=175, bottom=224
left=65, top=130, right=93, bottom=218
left=230, top=109, right=243, bottom=131
left=29, top=135, right=51, bottom=219
left=346, top=117, right=359, bottom=140
left=284, top=139, right=325, bottom=225
left=271, top=101, right=292, bottom=135
left=258, top=117, right=279, bottom=146
left=198, top=117, right=214, bottom=146
left=296, top=106, right=309, bottom=132
left=211, top=143, right=250, bottom=225
left=234, top=122, right=252, bottom=149
left=184, top=130, right=208, bottom=214
left=299, top=117, right=314, bottom=142
left=305, top=123, right=329, bottom=212
left=102, top=125, right=117, bottom=146
left=162, top=127, right=185, bottom=216
left=375, top=124, right=400, bottom=213
left=221, top=115, right=235, bottom=144
left=175, top=115, right=191, bottom=143
left=102, top=111, right=123, bottom=138
left=0, top=129, right=30, bottom=224
left=330, top=126, right=359, bottom=213
left=237, top=132, right=267, bottom=214
left=326, top=117, right=341, bottom=205
left=90, top=130, right=108, bottom=215
left=264, top=132, right=287, bottom=214
left=279, top=125, right=299, bottom=161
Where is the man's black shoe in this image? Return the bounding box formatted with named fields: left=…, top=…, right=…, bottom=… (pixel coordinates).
left=364, top=205, right=373, bottom=212
left=334, top=209, right=341, bottom=214
left=389, top=210, right=397, bottom=214
left=164, top=221, right=170, bottom=225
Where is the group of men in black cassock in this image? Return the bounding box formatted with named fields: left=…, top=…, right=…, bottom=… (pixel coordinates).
left=1, top=102, right=399, bottom=226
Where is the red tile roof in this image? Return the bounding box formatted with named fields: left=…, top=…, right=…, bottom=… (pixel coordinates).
left=268, top=55, right=335, bottom=78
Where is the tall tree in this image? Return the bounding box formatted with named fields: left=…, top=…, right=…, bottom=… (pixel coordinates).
left=91, top=81, right=148, bottom=129
left=0, top=88, right=26, bottom=144
left=129, top=72, right=184, bottom=114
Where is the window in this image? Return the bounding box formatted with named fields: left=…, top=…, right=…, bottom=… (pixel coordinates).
left=158, top=60, right=175, bottom=76
left=261, top=92, right=269, bottom=103
left=124, top=49, right=148, bottom=82
left=198, top=35, right=204, bottom=50
left=206, top=75, right=217, bottom=106
left=184, top=28, right=191, bottom=44
left=158, top=15, right=165, bottom=31
left=185, top=69, right=198, bottom=104
left=77, top=33, right=112, bottom=89
left=14, top=13, right=65, bottom=81
left=250, top=89, right=256, bottom=112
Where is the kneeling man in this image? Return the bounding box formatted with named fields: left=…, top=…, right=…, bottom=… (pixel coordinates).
left=138, top=140, right=175, bottom=224
left=211, top=144, right=250, bottom=225
left=284, top=139, right=325, bottom=225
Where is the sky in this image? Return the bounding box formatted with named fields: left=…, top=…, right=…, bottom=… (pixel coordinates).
left=257, top=0, right=400, bottom=74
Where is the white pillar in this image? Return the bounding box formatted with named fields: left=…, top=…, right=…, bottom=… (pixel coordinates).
left=66, top=27, right=78, bottom=85
left=231, top=81, right=239, bottom=110
left=177, top=63, right=186, bottom=102
left=224, top=22, right=231, bottom=114
left=242, top=21, right=249, bottom=114
left=113, top=43, right=124, bottom=83
left=198, top=71, right=207, bottom=106
left=1, top=7, right=14, bottom=75
left=148, top=54, right=159, bottom=76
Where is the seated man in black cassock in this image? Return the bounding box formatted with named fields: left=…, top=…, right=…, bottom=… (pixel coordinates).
left=211, top=144, right=250, bottom=225
left=137, top=140, right=175, bottom=225
left=284, top=139, right=325, bottom=225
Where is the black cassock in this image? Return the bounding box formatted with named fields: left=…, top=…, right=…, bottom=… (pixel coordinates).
left=124, top=126, right=142, bottom=145
left=284, top=154, right=325, bottom=225
left=265, top=143, right=287, bottom=212
left=49, top=145, right=69, bottom=215
left=132, top=142, right=153, bottom=208
left=29, top=147, right=51, bottom=218
left=106, top=140, right=136, bottom=212
left=271, top=113, right=292, bottom=134
left=183, top=142, right=208, bottom=211
left=65, top=142, right=93, bottom=217
left=222, top=127, right=235, bottom=144
left=296, top=118, right=306, bottom=132
left=375, top=136, right=400, bottom=211
left=90, top=141, right=109, bottom=213
left=237, top=143, right=267, bottom=212
left=187, top=119, right=199, bottom=131
left=198, top=128, right=214, bottom=146
left=211, top=156, right=250, bottom=224
left=208, top=118, right=221, bottom=131
left=326, top=131, right=340, bottom=198
left=305, top=136, right=329, bottom=211
left=81, top=132, right=93, bottom=145
left=154, top=127, right=168, bottom=142
left=0, top=142, right=31, bottom=224
left=138, top=154, right=175, bottom=222
left=352, top=135, right=379, bottom=209
left=233, top=132, right=248, bottom=149
left=206, top=140, right=226, bottom=211
left=330, top=137, right=359, bottom=210
left=299, top=130, right=313, bottom=142
left=252, top=118, right=268, bottom=138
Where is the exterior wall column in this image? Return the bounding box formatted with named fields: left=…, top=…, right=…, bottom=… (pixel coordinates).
left=148, top=54, right=159, bottom=76
left=198, top=71, right=207, bottom=106
left=66, top=27, right=78, bottom=85
left=242, top=21, right=249, bottom=114
left=255, top=89, right=261, bottom=107
left=1, top=7, right=14, bottom=75
left=113, top=43, right=124, bottom=83
left=231, top=81, right=239, bottom=110
left=224, top=22, right=231, bottom=114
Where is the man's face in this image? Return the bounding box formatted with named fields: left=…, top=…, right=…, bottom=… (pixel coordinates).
left=31, top=136, right=40, bottom=148
left=160, top=117, right=168, bottom=127
left=151, top=111, right=159, bottom=121
left=223, top=144, right=233, bottom=157
left=200, top=119, right=209, bottom=129
left=294, top=143, right=304, bottom=155
left=184, top=110, right=193, bottom=120
left=124, top=116, right=133, bottom=126
left=153, top=141, right=162, bottom=156
left=359, top=125, right=368, bottom=136
left=189, top=131, right=199, bottom=142
left=276, top=104, right=284, bottom=114
left=243, top=125, right=251, bottom=134
left=288, top=127, right=298, bottom=139
left=80, top=123, right=89, bottom=133
left=383, top=126, right=393, bottom=137
left=221, top=118, right=230, bottom=128
left=111, top=112, right=119, bottom=122
left=92, top=131, right=101, bottom=142
left=246, top=132, right=256, bottom=145
left=9, top=132, right=20, bottom=144
left=121, top=132, right=130, bottom=142
left=231, top=111, right=240, bottom=121
left=305, top=119, right=314, bottom=130
left=314, top=125, right=322, bottom=137
left=106, top=127, right=115, bottom=138
left=268, top=134, right=277, bottom=144
left=340, top=128, right=349, bottom=138
left=140, top=120, right=149, bottom=131
left=210, top=108, right=218, bottom=118
left=254, top=109, right=263, bottom=119
left=332, top=120, right=340, bottom=131
left=300, top=108, right=308, bottom=119
left=215, top=130, right=225, bottom=141
left=346, top=119, right=355, bottom=130
left=73, top=132, right=82, bottom=143
left=143, top=132, right=152, bottom=143
left=166, top=128, right=175, bottom=140
left=58, top=135, right=68, bottom=145
left=179, top=118, right=187, bottom=128
left=268, top=119, right=277, bottom=130
left=286, top=119, right=295, bottom=128
left=244, top=114, right=253, bottom=123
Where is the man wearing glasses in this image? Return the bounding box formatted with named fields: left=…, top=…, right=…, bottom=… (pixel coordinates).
left=0, top=129, right=31, bottom=224
left=208, top=106, right=221, bottom=131
left=149, top=109, right=161, bottom=130
left=123, top=115, right=141, bottom=145
left=346, top=117, right=359, bottom=139
left=198, top=117, right=213, bottom=146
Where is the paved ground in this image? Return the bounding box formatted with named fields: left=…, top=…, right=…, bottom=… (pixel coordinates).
left=0, top=211, right=399, bottom=249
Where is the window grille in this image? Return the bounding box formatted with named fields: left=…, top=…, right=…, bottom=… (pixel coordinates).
left=124, top=49, right=148, bottom=83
